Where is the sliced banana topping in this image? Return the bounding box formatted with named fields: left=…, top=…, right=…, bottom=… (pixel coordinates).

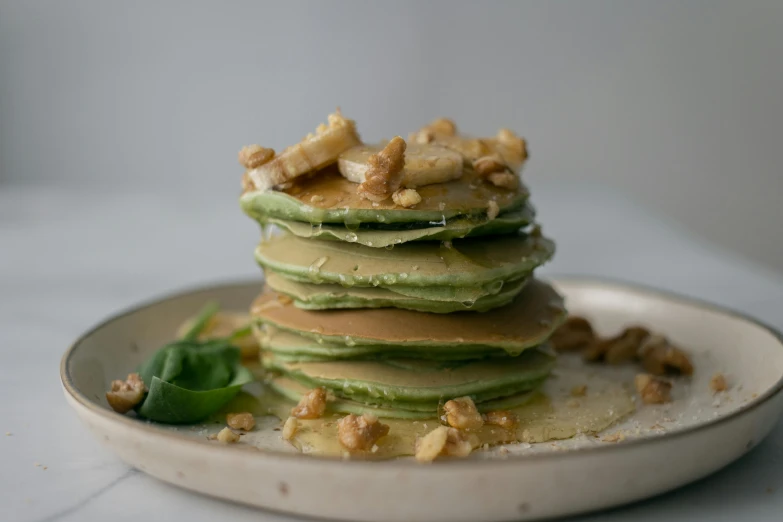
left=409, top=119, right=528, bottom=174
left=246, top=110, right=361, bottom=192
left=339, top=142, right=463, bottom=189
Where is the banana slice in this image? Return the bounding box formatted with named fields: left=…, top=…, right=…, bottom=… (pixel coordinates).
left=246, top=110, right=361, bottom=192
left=339, top=142, right=463, bottom=188
left=409, top=119, right=528, bottom=173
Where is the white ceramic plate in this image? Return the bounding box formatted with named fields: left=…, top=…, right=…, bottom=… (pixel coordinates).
left=61, top=277, right=783, bottom=522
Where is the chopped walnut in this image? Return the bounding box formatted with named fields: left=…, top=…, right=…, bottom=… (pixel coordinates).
left=486, top=200, right=500, bottom=220
left=571, top=385, right=587, bottom=397
left=409, top=118, right=457, bottom=144
left=238, top=144, right=275, bottom=169
left=357, top=136, right=407, bottom=202
left=337, top=413, right=390, bottom=451
left=710, top=373, right=728, bottom=393
left=414, top=426, right=479, bottom=462
left=550, top=316, right=596, bottom=352
left=487, top=172, right=519, bottom=190
left=282, top=416, right=298, bottom=441
left=495, top=128, right=528, bottom=163
left=291, top=387, right=327, bottom=419
left=443, top=397, right=484, bottom=430
left=216, top=427, right=240, bottom=443
left=635, top=373, right=672, bottom=404
left=391, top=188, right=421, bottom=208
left=226, top=412, right=255, bottom=431
left=106, top=373, right=147, bottom=414
left=483, top=410, right=519, bottom=430
left=428, top=118, right=457, bottom=136
left=639, top=336, right=694, bottom=376
left=473, top=155, right=508, bottom=177
left=584, top=326, right=650, bottom=364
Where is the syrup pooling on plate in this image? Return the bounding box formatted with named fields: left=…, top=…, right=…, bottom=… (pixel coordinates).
left=238, top=368, right=634, bottom=459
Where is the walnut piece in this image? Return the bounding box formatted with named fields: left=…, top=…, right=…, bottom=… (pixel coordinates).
left=291, top=387, right=327, bottom=419
left=216, top=427, right=240, bottom=443
left=238, top=144, right=275, bottom=169
left=639, top=336, right=694, bottom=376
left=486, top=200, right=500, bottom=220
left=584, top=326, right=650, bottom=364
left=710, top=373, right=728, bottom=393
left=550, top=316, right=596, bottom=352
left=391, top=188, right=422, bottom=208
left=415, top=426, right=479, bottom=462
left=635, top=373, right=672, bottom=404
left=483, top=410, right=519, bottom=430
left=473, top=155, right=508, bottom=177
left=443, top=397, right=484, bottom=430
left=409, top=118, right=457, bottom=144
left=357, top=136, right=407, bottom=202
left=495, top=128, right=528, bottom=163
left=282, top=416, right=298, bottom=441
left=226, top=412, right=255, bottom=431
left=487, top=172, right=519, bottom=190
left=337, top=413, right=390, bottom=451
left=106, top=373, right=147, bottom=414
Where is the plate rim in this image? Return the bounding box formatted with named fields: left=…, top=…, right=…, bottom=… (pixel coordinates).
left=61, top=274, right=783, bottom=468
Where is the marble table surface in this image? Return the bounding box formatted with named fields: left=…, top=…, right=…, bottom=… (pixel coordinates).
left=2, top=182, right=783, bottom=522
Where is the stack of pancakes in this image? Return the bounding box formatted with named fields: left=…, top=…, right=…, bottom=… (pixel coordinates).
left=239, top=115, right=566, bottom=420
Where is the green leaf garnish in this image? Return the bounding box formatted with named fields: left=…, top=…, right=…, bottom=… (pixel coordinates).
left=130, top=306, right=255, bottom=424
left=181, top=301, right=220, bottom=341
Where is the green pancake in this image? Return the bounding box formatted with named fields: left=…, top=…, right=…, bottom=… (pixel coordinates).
left=240, top=166, right=529, bottom=225
left=259, top=206, right=534, bottom=248
left=251, top=279, right=566, bottom=354
left=255, top=232, right=554, bottom=289
left=265, top=271, right=529, bottom=313
left=257, top=327, right=510, bottom=361
left=267, top=377, right=540, bottom=420
left=263, top=347, right=554, bottom=411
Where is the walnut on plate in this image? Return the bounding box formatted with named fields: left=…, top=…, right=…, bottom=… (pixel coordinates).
left=337, top=413, right=390, bottom=451
left=106, top=373, right=147, bottom=414
left=414, top=426, right=480, bottom=462
left=443, top=397, right=484, bottom=430
left=291, top=387, right=327, bottom=419
left=639, top=335, right=694, bottom=376
left=584, top=326, right=650, bottom=364
left=635, top=373, right=672, bottom=404
left=550, top=316, right=596, bottom=352
left=226, top=412, right=255, bottom=431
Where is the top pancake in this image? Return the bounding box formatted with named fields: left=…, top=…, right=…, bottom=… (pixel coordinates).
left=240, top=166, right=529, bottom=225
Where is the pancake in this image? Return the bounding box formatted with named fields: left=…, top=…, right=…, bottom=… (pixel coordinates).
left=260, top=206, right=534, bottom=248
left=265, top=271, right=529, bottom=313
left=267, top=377, right=540, bottom=420
left=255, top=231, right=554, bottom=289
left=256, top=328, right=510, bottom=361
left=240, top=166, right=529, bottom=225
left=251, top=279, right=566, bottom=353
left=263, top=348, right=555, bottom=412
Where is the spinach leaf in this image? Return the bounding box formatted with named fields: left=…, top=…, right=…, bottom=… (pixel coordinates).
left=134, top=329, right=254, bottom=424
left=181, top=301, right=220, bottom=340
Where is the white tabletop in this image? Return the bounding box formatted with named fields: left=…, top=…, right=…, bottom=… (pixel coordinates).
left=2, top=182, right=783, bottom=522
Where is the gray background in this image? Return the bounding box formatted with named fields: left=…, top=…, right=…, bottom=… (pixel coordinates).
left=1, top=0, right=782, bottom=271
